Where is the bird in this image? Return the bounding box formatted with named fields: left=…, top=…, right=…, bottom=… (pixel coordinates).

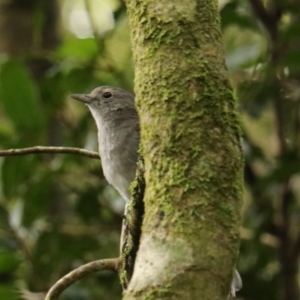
left=71, top=86, right=242, bottom=298
left=71, top=86, right=139, bottom=204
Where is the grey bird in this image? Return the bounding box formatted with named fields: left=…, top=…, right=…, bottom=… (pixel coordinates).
left=70, top=86, right=242, bottom=298
left=71, top=86, right=139, bottom=203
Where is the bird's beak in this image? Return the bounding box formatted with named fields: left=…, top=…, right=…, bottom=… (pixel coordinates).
left=70, top=94, right=92, bottom=104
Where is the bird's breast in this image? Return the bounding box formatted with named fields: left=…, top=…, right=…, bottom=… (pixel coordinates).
left=98, top=129, right=137, bottom=202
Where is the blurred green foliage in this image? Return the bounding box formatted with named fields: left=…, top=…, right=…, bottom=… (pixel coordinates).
left=0, top=0, right=299, bottom=300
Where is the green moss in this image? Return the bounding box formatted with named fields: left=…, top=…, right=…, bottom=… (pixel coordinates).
left=124, top=0, right=243, bottom=299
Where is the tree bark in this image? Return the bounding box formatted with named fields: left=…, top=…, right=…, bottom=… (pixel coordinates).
left=124, top=0, right=243, bottom=299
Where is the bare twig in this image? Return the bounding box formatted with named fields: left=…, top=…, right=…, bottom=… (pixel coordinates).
left=0, top=146, right=99, bottom=159
left=291, top=229, right=300, bottom=262
left=248, top=0, right=279, bottom=41
left=45, top=258, right=120, bottom=300
left=83, top=0, right=104, bottom=52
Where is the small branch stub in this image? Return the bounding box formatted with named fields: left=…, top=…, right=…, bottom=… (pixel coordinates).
left=45, top=258, right=120, bottom=300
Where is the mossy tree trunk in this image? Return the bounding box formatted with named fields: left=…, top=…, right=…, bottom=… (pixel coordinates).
left=124, top=0, right=244, bottom=299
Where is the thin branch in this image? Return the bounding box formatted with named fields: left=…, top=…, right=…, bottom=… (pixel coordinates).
left=291, top=230, right=300, bottom=261
left=83, top=0, right=104, bottom=52
left=0, top=146, right=99, bottom=160
left=45, top=258, right=120, bottom=300
left=248, top=0, right=279, bottom=41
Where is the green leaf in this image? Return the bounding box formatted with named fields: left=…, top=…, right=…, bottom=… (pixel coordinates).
left=1, top=156, right=34, bottom=199
left=22, top=171, right=53, bottom=227
left=0, top=285, right=21, bottom=300
left=75, top=187, right=102, bottom=223
left=226, top=45, right=261, bottom=70
left=221, top=0, right=258, bottom=31
left=0, top=204, right=9, bottom=229
left=0, top=59, right=43, bottom=130
left=58, top=38, right=99, bottom=60
left=64, top=66, right=98, bottom=93
left=0, top=252, right=20, bottom=274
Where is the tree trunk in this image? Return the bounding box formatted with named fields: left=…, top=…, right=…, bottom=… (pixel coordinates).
left=124, top=0, right=244, bottom=299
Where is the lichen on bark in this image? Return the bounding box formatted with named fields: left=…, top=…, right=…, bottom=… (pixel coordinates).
left=124, top=0, right=243, bottom=299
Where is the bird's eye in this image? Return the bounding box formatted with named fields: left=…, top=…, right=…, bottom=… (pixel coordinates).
left=103, top=92, right=112, bottom=98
